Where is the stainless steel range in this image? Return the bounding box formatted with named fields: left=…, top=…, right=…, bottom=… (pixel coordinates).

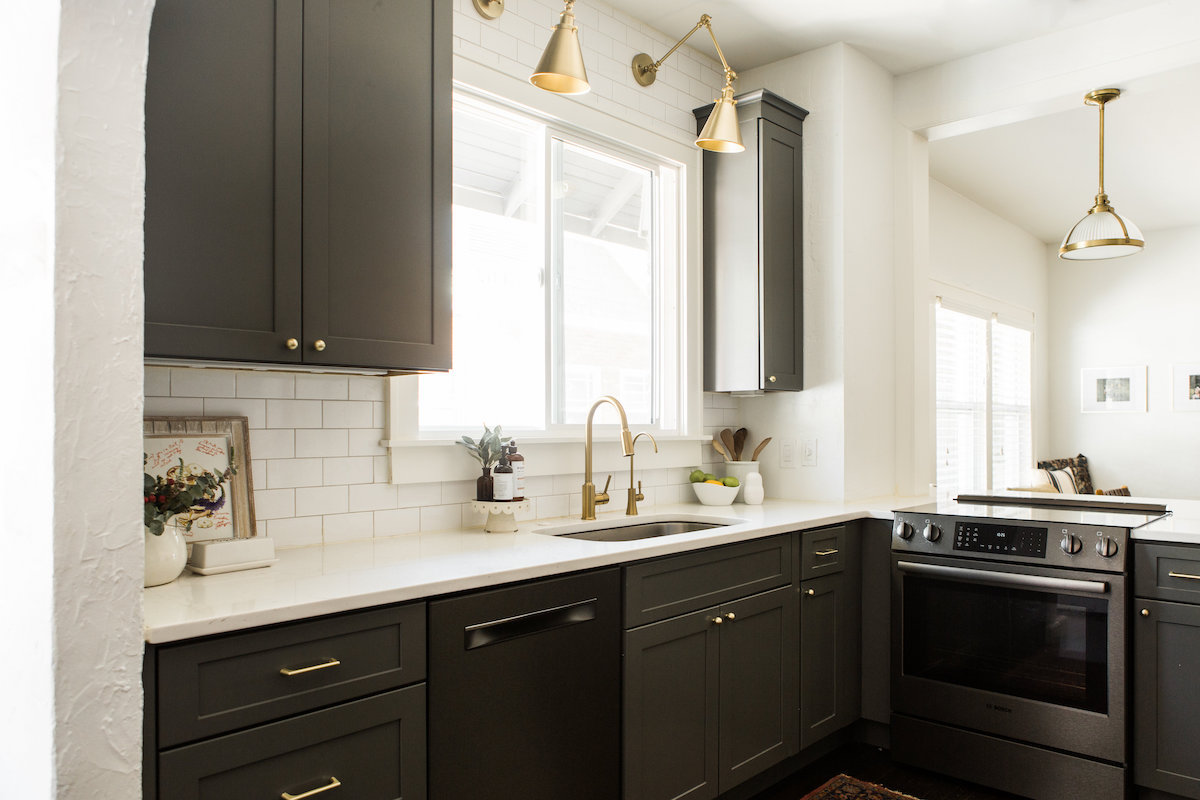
left=890, top=497, right=1163, bottom=800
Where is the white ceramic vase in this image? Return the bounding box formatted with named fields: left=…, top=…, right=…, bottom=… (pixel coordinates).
left=724, top=461, right=759, bottom=503
left=741, top=472, right=765, bottom=505
left=145, top=524, right=188, bottom=587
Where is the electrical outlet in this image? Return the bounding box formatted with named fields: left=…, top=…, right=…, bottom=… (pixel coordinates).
left=779, top=438, right=797, bottom=468
left=801, top=437, right=818, bottom=467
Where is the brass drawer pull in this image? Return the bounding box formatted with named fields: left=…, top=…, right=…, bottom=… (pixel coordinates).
left=814, top=548, right=839, bottom=557
left=805, top=588, right=815, bottom=596
left=282, top=777, right=341, bottom=800
left=279, top=657, right=341, bottom=677
left=1168, top=570, right=1200, bottom=581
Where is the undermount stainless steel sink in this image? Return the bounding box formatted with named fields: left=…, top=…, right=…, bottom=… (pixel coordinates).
left=536, top=514, right=741, bottom=542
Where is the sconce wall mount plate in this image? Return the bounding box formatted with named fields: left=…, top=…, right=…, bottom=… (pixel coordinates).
left=472, top=0, right=504, bottom=20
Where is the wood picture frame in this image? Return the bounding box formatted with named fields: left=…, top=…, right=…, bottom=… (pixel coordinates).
left=144, top=416, right=256, bottom=541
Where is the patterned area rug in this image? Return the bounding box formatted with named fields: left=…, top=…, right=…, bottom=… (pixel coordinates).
left=801, top=774, right=925, bottom=800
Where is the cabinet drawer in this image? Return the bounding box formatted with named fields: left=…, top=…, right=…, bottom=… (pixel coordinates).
left=158, top=684, right=425, bottom=800
left=624, top=535, right=792, bottom=627
left=1136, top=543, right=1200, bottom=603
left=156, top=603, right=425, bottom=747
left=800, top=526, right=845, bottom=576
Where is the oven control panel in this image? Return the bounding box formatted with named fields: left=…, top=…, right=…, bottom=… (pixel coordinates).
left=953, top=521, right=1046, bottom=558
left=891, top=509, right=1129, bottom=572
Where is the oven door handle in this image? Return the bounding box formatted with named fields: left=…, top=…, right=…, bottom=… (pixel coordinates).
left=896, top=560, right=1110, bottom=595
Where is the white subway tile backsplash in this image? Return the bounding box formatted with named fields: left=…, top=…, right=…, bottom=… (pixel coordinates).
left=461, top=504, right=487, bottom=528
left=348, top=376, right=385, bottom=402
left=323, top=456, right=374, bottom=486
left=296, top=485, right=348, bottom=517
left=348, top=429, right=387, bottom=456
left=267, top=458, right=323, bottom=489
left=323, top=400, right=374, bottom=428
left=374, top=508, right=421, bottom=536
left=524, top=475, right=554, bottom=497
left=296, top=428, right=349, bottom=458
left=203, top=398, right=266, bottom=428
left=349, top=482, right=400, bottom=512
left=324, top=511, right=374, bottom=544
left=296, top=374, right=349, bottom=400
left=372, top=401, right=386, bottom=428
left=171, top=368, right=236, bottom=398
left=421, top=504, right=463, bottom=532
left=250, top=428, right=295, bottom=461
left=236, top=371, right=295, bottom=399
left=145, top=366, right=170, bottom=397
left=254, top=488, right=296, bottom=520
left=267, top=399, right=323, bottom=429
left=251, top=459, right=267, bottom=491
left=267, top=516, right=323, bottom=548
left=441, top=479, right=477, bottom=504
left=144, top=397, right=204, bottom=417
left=396, top=482, right=442, bottom=508
left=535, top=494, right=568, bottom=519
left=373, top=456, right=390, bottom=483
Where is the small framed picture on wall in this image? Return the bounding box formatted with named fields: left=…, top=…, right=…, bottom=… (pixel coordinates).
left=1080, top=366, right=1147, bottom=413
left=1172, top=364, right=1200, bottom=411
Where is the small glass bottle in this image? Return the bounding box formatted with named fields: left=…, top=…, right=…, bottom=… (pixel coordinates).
left=476, top=466, right=494, bottom=502
left=508, top=441, right=526, bottom=501
left=493, top=454, right=515, bottom=501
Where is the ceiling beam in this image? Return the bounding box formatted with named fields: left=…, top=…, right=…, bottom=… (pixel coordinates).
left=588, top=172, right=643, bottom=238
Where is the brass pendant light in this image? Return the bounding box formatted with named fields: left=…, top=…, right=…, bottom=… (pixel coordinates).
left=631, top=14, right=744, bottom=153
left=530, top=0, right=590, bottom=96
left=1059, top=88, right=1144, bottom=260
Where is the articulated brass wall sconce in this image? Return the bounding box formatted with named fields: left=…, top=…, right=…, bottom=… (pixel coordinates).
left=531, top=0, right=590, bottom=95
left=631, top=15, right=743, bottom=153
left=1059, top=88, right=1144, bottom=260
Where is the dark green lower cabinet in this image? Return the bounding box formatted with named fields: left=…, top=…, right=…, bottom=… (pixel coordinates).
left=1135, top=598, right=1200, bottom=798
left=623, top=586, right=799, bottom=800
left=158, top=684, right=426, bottom=800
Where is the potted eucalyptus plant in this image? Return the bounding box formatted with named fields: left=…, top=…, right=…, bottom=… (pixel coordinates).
left=457, top=425, right=511, bottom=501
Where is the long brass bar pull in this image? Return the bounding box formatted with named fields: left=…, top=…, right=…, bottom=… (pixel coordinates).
left=814, top=549, right=839, bottom=557
left=279, top=658, right=341, bottom=677
left=282, top=777, right=341, bottom=800
left=1168, top=571, right=1200, bottom=581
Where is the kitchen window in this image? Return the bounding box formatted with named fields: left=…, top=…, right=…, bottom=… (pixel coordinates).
left=418, top=91, right=682, bottom=435
left=935, top=298, right=1033, bottom=495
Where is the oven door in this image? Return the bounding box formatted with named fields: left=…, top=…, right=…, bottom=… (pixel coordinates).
left=892, top=553, right=1126, bottom=763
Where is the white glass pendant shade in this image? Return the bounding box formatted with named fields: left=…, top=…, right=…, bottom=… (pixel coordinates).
left=1059, top=205, right=1144, bottom=260
left=530, top=4, right=590, bottom=95
left=696, top=86, right=744, bottom=153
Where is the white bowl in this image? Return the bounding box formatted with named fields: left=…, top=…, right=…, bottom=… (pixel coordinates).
left=692, top=481, right=738, bottom=506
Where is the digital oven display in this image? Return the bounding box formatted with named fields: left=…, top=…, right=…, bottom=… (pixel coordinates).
left=953, top=521, right=1048, bottom=558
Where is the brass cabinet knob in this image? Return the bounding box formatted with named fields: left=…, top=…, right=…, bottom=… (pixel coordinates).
left=712, top=616, right=724, bottom=625
left=313, top=339, right=327, bottom=352
left=805, top=588, right=816, bottom=596
left=768, top=375, right=777, bottom=383
left=1141, top=608, right=1150, bottom=617
left=286, top=338, right=299, bottom=350
left=724, top=612, right=736, bottom=621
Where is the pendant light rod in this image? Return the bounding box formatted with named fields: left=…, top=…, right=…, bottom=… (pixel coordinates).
left=1086, top=87, right=1121, bottom=207
left=632, top=15, right=735, bottom=89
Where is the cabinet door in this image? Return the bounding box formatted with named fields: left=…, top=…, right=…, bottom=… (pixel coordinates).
left=757, top=118, right=803, bottom=391
left=302, top=0, right=451, bottom=371
left=145, top=0, right=304, bottom=363
left=718, top=586, right=799, bottom=792
left=624, top=609, right=721, bottom=800
left=800, top=573, right=857, bottom=748
left=1134, top=599, right=1200, bottom=798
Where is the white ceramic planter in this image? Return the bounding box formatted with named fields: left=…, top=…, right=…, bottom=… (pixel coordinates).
left=145, top=524, right=188, bottom=587
left=723, top=461, right=759, bottom=503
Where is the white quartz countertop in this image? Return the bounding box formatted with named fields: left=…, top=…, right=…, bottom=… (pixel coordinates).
left=143, top=497, right=923, bottom=643
left=1134, top=513, right=1200, bottom=545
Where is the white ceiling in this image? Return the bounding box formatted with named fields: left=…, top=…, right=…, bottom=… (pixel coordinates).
left=600, top=0, right=1198, bottom=243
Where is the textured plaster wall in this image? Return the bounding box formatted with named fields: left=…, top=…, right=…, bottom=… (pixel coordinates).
left=53, top=0, right=153, bottom=796
left=0, top=1, right=61, bottom=795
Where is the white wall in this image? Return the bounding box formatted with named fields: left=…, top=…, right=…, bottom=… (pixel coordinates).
left=1048, top=224, right=1200, bottom=498
left=928, top=180, right=1051, bottom=465
left=734, top=43, right=897, bottom=502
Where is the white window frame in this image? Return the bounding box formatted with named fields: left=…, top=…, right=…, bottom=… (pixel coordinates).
left=383, top=58, right=706, bottom=485
left=933, top=283, right=1035, bottom=494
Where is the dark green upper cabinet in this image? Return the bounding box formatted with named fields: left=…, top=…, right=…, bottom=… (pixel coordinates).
left=694, top=90, right=807, bottom=392
left=145, top=0, right=450, bottom=372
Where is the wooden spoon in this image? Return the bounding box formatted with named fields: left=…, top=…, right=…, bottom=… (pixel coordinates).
left=750, top=437, right=773, bottom=461
left=720, top=428, right=737, bottom=459
left=711, top=436, right=730, bottom=462
left=733, top=428, right=748, bottom=460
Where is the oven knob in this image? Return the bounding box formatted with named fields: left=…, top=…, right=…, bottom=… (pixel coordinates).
left=923, top=522, right=942, bottom=543
left=894, top=520, right=914, bottom=540
left=1096, top=537, right=1119, bottom=558
left=1060, top=534, right=1082, bottom=555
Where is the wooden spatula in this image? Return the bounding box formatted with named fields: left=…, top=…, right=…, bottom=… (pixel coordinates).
left=720, top=428, right=737, bottom=459
left=712, top=436, right=730, bottom=462
left=750, top=437, right=772, bottom=461
left=733, top=428, right=748, bottom=460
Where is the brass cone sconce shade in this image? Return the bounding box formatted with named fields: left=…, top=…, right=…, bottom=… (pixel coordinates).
left=1059, top=88, right=1144, bottom=260
left=530, top=0, right=590, bottom=95
left=631, top=14, right=744, bottom=153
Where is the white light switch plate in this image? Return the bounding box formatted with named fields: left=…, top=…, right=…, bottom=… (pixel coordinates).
left=801, top=437, right=818, bottom=467
left=779, top=438, right=796, bottom=468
